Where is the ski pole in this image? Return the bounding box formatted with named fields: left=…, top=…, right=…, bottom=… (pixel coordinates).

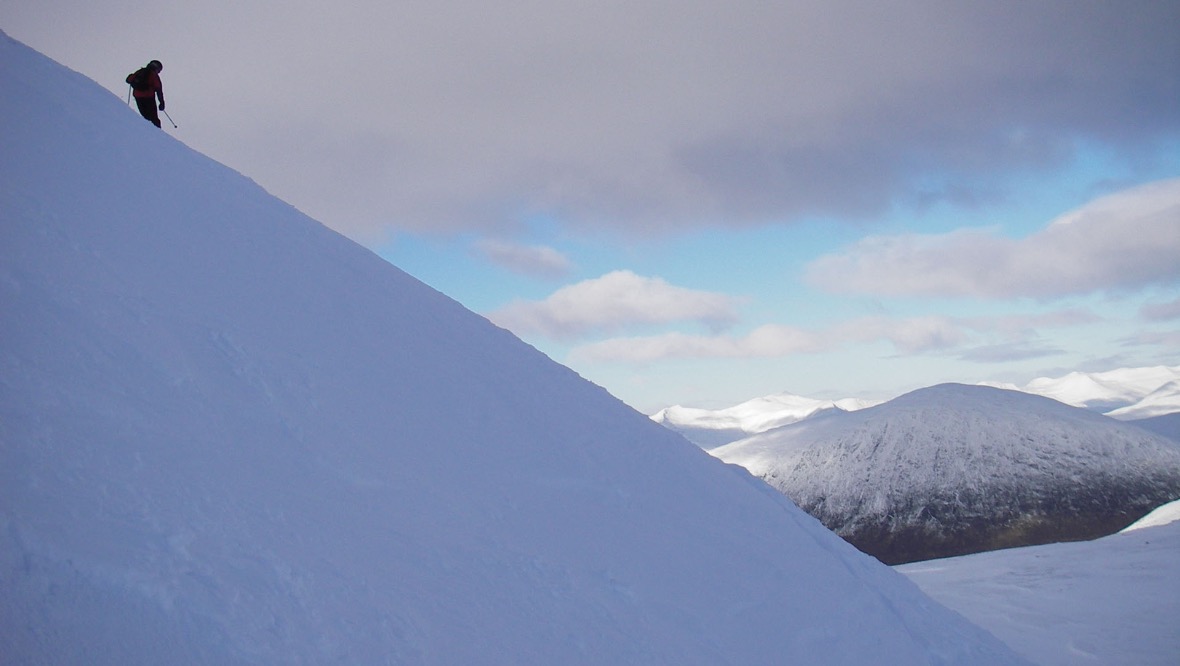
left=127, top=85, right=132, bottom=105
left=161, top=108, right=178, bottom=129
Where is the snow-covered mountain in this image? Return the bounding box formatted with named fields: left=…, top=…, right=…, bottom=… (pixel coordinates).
left=0, top=32, right=1029, bottom=664
left=1001, top=365, right=1180, bottom=416
left=712, top=384, right=1180, bottom=564
left=653, top=392, right=878, bottom=449
left=899, top=518, right=1180, bottom=666
left=654, top=366, right=1180, bottom=450
left=1105, top=379, right=1180, bottom=420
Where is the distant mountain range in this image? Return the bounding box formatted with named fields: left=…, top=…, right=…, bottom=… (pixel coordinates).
left=989, top=365, right=1180, bottom=419
left=653, top=365, right=1180, bottom=450
left=652, top=394, right=878, bottom=449
left=711, top=384, right=1180, bottom=564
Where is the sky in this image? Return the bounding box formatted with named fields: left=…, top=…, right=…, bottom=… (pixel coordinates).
left=4, top=0, right=1179, bottom=413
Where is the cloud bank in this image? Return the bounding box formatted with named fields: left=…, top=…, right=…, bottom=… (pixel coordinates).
left=476, top=239, right=573, bottom=279
left=6, top=1, right=1178, bottom=237
left=488, top=270, right=740, bottom=340
left=571, top=310, right=1097, bottom=364
left=807, top=178, right=1180, bottom=299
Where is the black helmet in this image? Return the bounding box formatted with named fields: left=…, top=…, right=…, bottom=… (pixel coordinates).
left=147, top=60, right=163, bottom=72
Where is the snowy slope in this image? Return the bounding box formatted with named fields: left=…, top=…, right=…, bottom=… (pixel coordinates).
left=712, top=384, right=1180, bottom=564
left=899, top=520, right=1180, bottom=666
left=1106, top=380, right=1180, bottom=420
left=1016, top=366, right=1180, bottom=414
left=1121, top=498, right=1180, bottom=532
left=653, top=392, right=876, bottom=449
left=0, top=33, right=1028, bottom=665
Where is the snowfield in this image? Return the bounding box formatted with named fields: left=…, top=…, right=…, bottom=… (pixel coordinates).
left=899, top=519, right=1180, bottom=666
left=0, top=31, right=1028, bottom=665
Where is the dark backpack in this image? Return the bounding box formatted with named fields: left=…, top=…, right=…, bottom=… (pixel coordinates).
left=126, top=68, right=152, bottom=92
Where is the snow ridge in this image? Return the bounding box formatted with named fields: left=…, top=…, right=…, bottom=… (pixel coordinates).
left=1105, top=380, right=1180, bottom=420
left=1020, top=366, right=1180, bottom=414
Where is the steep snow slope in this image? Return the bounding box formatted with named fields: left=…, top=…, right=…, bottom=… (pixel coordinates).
left=653, top=392, right=876, bottom=449
left=899, top=520, right=1180, bottom=666
left=0, top=33, right=1027, bottom=665
left=713, top=384, right=1180, bottom=564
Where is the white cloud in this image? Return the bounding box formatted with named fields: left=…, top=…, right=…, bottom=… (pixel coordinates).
left=488, top=270, right=740, bottom=340
left=957, top=342, right=1065, bottom=363
left=571, top=309, right=1100, bottom=364
left=961, top=309, right=1104, bottom=337
left=569, top=316, right=961, bottom=363
left=571, top=325, right=827, bottom=363
left=834, top=316, right=969, bottom=354
left=806, top=178, right=1180, bottom=299
left=476, top=240, right=572, bottom=279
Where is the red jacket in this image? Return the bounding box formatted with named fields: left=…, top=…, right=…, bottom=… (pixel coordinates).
left=128, top=69, right=163, bottom=101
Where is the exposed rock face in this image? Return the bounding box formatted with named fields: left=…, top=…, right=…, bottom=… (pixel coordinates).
left=714, top=384, right=1180, bottom=564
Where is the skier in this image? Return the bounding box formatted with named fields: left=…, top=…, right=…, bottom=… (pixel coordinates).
left=126, top=60, right=166, bottom=128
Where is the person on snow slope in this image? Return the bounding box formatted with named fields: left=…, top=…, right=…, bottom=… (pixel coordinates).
left=126, top=60, right=165, bottom=128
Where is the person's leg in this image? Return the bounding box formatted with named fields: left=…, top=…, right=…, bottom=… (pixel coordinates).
left=135, top=95, right=161, bottom=127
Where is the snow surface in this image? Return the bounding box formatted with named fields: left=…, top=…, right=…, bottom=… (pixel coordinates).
left=899, top=520, right=1180, bottom=666
left=1121, top=499, right=1180, bottom=532
left=0, top=32, right=1027, bottom=665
